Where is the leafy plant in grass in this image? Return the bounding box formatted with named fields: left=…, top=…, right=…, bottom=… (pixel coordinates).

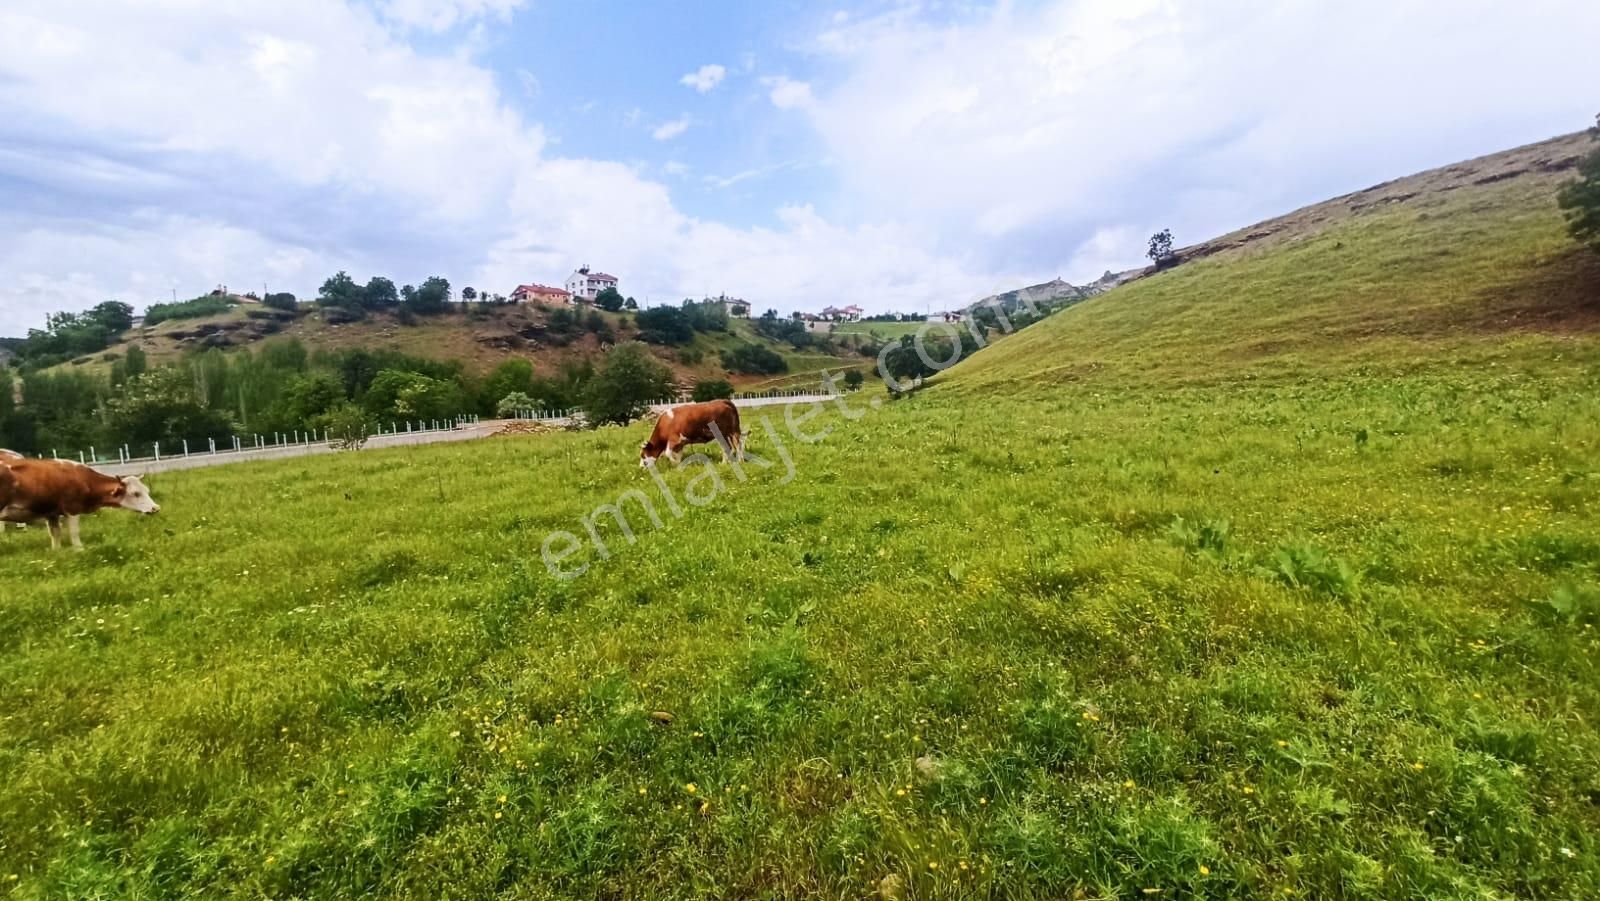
left=1527, top=580, right=1600, bottom=625
left=1260, top=542, right=1363, bottom=601
left=1166, top=515, right=1231, bottom=559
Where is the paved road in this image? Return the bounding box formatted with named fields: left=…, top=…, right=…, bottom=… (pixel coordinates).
left=92, top=394, right=844, bottom=476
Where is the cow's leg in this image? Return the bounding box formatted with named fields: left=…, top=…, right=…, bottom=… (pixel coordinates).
left=68, top=515, right=84, bottom=550
left=46, top=516, right=61, bottom=551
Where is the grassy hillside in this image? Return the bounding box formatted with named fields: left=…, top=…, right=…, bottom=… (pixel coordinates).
left=950, top=132, right=1598, bottom=391
left=53, top=303, right=876, bottom=389
left=4, top=133, right=1600, bottom=899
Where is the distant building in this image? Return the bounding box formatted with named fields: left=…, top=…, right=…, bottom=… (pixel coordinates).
left=708, top=294, right=750, bottom=318
left=565, top=266, right=618, bottom=303
left=819, top=304, right=863, bottom=322
left=926, top=310, right=962, bottom=323
left=511, top=284, right=574, bottom=305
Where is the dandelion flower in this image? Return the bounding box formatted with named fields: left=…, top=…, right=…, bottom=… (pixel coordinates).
left=1199, top=865, right=1211, bottom=876
left=685, top=782, right=698, bottom=794
left=1124, top=779, right=1136, bottom=789
left=639, top=787, right=648, bottom=796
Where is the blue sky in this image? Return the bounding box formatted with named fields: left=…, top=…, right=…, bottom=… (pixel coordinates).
left=2, top=0, right=1598, bottom=335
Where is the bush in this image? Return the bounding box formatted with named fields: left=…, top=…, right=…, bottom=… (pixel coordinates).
left=1558, top=115, right=1600, bottom=250
left=720, top=343, right=787, bottom=375
left=144, top=295, right=236, bottom=325
left=692, top=379, right=734, bottom=402
left=262, top=292, right=297, bottom=311
left=322, top=402, right=371, bottom=450
left=495, top=391, right=539, bottom=418
left=584, top=343, right=673, bottom=426
left=842, top=369, right=864, bottom=390
left=634, top=306, right=694, bottom=345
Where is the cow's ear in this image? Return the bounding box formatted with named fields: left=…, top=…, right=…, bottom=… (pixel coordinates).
left=110, top=480, right=127, bottom=498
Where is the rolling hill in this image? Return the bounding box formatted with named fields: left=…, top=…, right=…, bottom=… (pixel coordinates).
left=4, top=131, right=1599, bottom=899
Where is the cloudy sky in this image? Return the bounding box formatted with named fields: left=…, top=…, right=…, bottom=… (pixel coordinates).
left=2, top=0, right=1597, bottom=335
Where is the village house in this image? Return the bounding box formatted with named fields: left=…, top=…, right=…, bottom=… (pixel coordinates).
left=819, top=304, right=863, bottom=322
left=708, top=294, right=750, bottom=318
left=510, top=284, right=574, bottom=305
left=564, top=266, right=618, bottom=302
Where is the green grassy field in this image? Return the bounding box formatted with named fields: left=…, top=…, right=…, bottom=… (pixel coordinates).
left=5, top=142, right=1600, bottom=899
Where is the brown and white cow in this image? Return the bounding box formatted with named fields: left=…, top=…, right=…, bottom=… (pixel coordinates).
left=639, top=399, right=743, bottom=467
left=0, top=455, right=160, bottom=550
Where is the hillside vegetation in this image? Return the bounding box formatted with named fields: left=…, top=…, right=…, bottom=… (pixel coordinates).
left=3, top=134, right=1599, bottom=899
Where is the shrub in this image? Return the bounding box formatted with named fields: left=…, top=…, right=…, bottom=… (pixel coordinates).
left=1557, top=114, right=1600, bottom=250
left=322, top=402, right=371, bottom=450
left=583, top=343, right=673, bottom=426
left=842, top=369, right=864, bottom=390
left=1259, top=542, right=1362, bottom=601
left=720, top=343, right=787, bottom=375
left=691, top=379, right=734, bottom=402
left=634, top=306, right=694, bottom=345
left=495, top=391, right=538, bottom=418
left=144, top=295, right=236, bottom=325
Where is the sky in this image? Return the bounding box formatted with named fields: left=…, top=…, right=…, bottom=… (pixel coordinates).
left=2, top=0, right=1598, bottom=336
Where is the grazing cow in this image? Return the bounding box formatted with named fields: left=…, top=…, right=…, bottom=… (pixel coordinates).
left=639, top=399, right=743, bottom=467
left=0, top=450, right=17, bottom=533
left=0, top=456, right=160, bottom=550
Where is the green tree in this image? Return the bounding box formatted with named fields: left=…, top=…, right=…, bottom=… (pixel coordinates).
left=100, top=367, right=235, bottom=451
left=318, top=271, right=366, bottom=311
left=89, top=301, right=135, bottom=333
left=623, top=296, right=638, bottom=311
left=462, top=286, right=478, bottom=302
left=691, top=378, right=734, bottom=402
left=720, top=343, right=787, bottom=375
left=363, top=369, right=463, bottom=421
left=480, top=359, right=534, bottom=414
left=842, top=368, right=864, bottom=390
left=124, top=344, right=148, bottom=380
left=263, top=292, right=297, bottom=311
left=495, top=391, right=538, bottom=418
left=363, top=276, right=399, bottom=309
left=634, top=306, right=694, bottom=345
left=404, top=276, right=452, bottom=315
left=1147, top=229, right=1176, bottom=267
left=583, top=342, right=673, bottom=426
left=594, top=286, right=625, bottom=312
left=1558, top=115, right=1600, bottom=250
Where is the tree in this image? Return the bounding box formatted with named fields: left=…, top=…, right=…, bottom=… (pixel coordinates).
left=479, top=359, right=534, bottom=414
left=318, top=271, right=366, bottom=311
left=583, top=342, right=673, bottom=426
left=99, top=367, right=235, bottom=451
left=363, top=369, right=464, bottom=420
left=1147, top=229, right=1177, bottom=268
left=263, top=292, right=297, bottom=311
left=720, top=343, right=787, bottom=375
left=89, top=301, right=135, bottom=333
left=623, top=296, right=638, bottom=311
left=1558, top=114, right=1600, bottom=250
left=495, top=391, right=538, bottom=418
left=363, top=276, right=399, bottom=309
left=462, top=286, right=478, bottom=301
left=692, top=379, right=734, bottom=402
left=404, top=276, right=452, bottom=315
left=594, top=286, right=625, bottom=312
left=842, top=369, right=864, bottom=390
left=124, top=344, right=148, bottom=381
left=634, top=306, right=695, bottom=345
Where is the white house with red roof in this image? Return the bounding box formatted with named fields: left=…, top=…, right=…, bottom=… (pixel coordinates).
left=819, top=304, right=863, bottom=322
left=510, top=284, right=573, bottom=305
left=565, top=266, right=618, bottom=302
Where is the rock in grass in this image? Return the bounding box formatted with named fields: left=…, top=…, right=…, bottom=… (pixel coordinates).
left=878, top=873, right=906, bottom=900
left=914, top=755, right=941, bottom=781
left=649, top=711, right=675, bottom=725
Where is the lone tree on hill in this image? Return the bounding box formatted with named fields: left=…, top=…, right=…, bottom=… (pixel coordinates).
left=1558, top=114, right=1600, bottom=251
left=1147, top=229, right=1177, bottom=268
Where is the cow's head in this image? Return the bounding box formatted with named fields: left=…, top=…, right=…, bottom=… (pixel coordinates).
left=640, top=436, right=667, bottom=468
left=113, top=475, right=161, bottom=514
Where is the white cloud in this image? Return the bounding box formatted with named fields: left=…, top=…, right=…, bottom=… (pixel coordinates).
left=651, top=116, right=691, bottom=141
left=377, top=0, right=526, bottom=32
left=761, top=76, right=815, bottom=110
left=679, top=64, right=726, bottom=93
left=802, top=0, right=1600, bottom=281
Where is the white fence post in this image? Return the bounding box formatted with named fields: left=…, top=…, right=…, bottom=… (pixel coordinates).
left=154, top=442, right=161, bottom=461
